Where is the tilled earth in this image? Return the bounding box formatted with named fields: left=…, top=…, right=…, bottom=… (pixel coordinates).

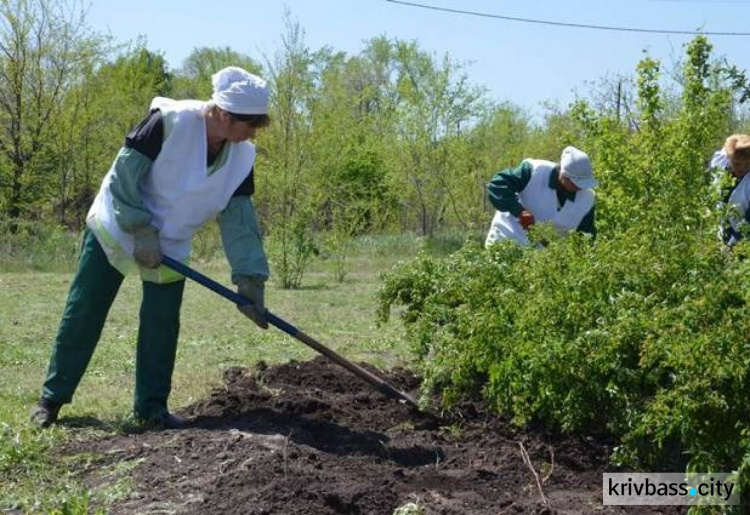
left=64, top=357, right=684, bottom=514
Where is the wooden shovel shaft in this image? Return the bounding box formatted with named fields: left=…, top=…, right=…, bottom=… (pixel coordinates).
left=161, top=256, right=419, bottom=409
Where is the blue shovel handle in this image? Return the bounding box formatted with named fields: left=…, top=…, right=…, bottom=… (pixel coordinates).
left=161, top=255, right=418, bottom=409
left=161, top=256, right=296, bottom=335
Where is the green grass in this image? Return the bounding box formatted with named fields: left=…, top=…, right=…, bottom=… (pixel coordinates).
left=0, top=230, right=448, bottom=513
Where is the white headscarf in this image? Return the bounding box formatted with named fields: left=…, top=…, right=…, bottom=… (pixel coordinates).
left=211, top=66, right=269, bottom=115
left=560, top=146, right=599, bottom=189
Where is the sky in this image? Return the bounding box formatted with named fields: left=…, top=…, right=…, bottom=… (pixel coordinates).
left=86, top=0, right=750, bottom=118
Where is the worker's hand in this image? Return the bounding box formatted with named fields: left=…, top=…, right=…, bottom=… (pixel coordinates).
left=237, top=277, right=269, bottom=329
left=133, top=226, right=163, bottom=269
left=518, top=210, right=535, bottom=230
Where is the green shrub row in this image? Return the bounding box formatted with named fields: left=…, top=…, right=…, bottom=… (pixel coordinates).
left=379, top=228, right=750, bottom=477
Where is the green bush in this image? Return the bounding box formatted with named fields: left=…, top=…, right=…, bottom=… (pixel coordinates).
left=379, top=229, right=750, bottom=476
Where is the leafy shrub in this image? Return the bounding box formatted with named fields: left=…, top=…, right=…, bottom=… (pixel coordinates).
left=267, top=212, right=320, bottom=289
left=379, top=228, right=750, bottom=476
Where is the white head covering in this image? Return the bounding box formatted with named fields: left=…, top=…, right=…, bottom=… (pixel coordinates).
left=560, top=146, right=599, bottom=189
left=211, top=66, right=269, bottom=115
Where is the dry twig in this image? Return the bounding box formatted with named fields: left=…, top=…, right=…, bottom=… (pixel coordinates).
left=518, top=441, right=548, bottom=505
left=282, top=429, right=293, bottom=478
left=542, top=444, right=555, bottom=484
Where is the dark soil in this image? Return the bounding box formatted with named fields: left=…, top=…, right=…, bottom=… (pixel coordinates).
left=64, top=357, right=685, bottom=514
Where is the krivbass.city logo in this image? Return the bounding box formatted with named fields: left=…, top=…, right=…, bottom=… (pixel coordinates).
left=603, top=473, right=738, bottom=506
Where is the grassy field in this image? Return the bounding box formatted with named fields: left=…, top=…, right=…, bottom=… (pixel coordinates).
left=0, top=231, right=457, bottom=513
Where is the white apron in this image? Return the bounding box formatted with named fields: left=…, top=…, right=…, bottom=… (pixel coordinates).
left=87, top=98, right=256, bottom=282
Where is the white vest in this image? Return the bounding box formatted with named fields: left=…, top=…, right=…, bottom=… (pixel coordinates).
left=485, top=159, right=595, bottom=246
left=87, top=98, right=256, bottom=281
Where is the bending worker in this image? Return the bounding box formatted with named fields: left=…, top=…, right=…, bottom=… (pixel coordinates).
left=485, top=146, right=598, bottom=247
left=31, top=66, right=271, bottom=429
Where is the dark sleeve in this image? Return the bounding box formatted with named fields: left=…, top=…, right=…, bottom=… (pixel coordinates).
left=487, top=161, right=533, bottom=217
left=232, top=166, right=255, bottom=197
left=124, top=109, right=164, bottom=161
left=577, top=205, right=596, bottom=238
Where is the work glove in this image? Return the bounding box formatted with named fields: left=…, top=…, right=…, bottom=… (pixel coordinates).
left=133, top=226, right=163, bottom=269
left=237, top=277, right=269, bottom=329
left=518, top=210, right=535, bottom=230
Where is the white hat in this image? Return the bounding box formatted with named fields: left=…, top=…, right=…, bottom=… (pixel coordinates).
left=211, top=66, right=269, bottom=115
left=560, top=146, right=598, bottom=189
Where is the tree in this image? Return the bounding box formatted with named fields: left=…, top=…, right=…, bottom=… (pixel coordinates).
left=0, top=0, right=104, bottom=223
left=51, top=44, right=172, bottom=226
left=463, top=103, right=536, bottom=229
left=172, top=47, right=263, bottom=100
left=259, top=16, right=321, bottom=288
left=308, top=48, right=397, bottom=233
left=389, top=39, right=486, bottom=235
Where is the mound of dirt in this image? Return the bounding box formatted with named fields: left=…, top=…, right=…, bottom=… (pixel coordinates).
left=66, top=357, right=685, bottom=514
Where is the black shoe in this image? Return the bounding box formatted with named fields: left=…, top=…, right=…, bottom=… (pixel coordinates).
left=146, top=412, right=188, bottom=429
left=30, top=399, right=62, bottom=428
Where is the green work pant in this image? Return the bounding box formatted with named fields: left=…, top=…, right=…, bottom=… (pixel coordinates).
left=41, top=229, right=185, bottom=420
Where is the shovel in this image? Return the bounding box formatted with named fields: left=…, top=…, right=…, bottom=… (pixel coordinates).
left=161, top=256, right=419, bottom=410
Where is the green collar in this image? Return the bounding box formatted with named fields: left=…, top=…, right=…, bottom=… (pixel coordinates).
left=549, top=166, right=576, bottom=205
